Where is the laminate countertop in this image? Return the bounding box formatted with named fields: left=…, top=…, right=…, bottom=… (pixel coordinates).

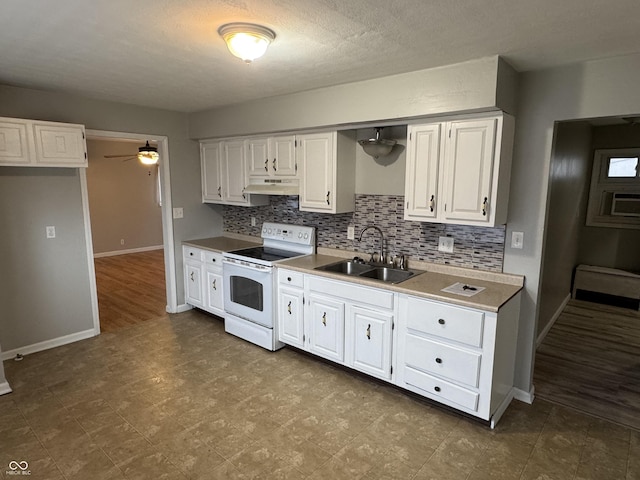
left=182, top=236, right=260, bottom=253
left=278, top=254, right=523, bottom=313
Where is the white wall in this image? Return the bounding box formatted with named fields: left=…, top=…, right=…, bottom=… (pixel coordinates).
left=537, top=121, right=592, bottom=337
left=505, top=53, right=640, bottom=395
left=0, top=85, right=223, bottom=353
left=355, top=126, right=407, bottom=195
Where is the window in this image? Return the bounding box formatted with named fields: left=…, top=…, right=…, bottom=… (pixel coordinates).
left=586, top=148, right=640, bottom=229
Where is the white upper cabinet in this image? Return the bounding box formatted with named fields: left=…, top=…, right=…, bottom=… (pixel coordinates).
left=200, top=139, right=268, bottom=206
left=247, top=135, right=297, bottom=178
left=297, top=131, right=356, bottom=213
left=0, top=117, right=87, bottom=167
left=405, top=123, right=443, bottom=220
left=404, top=113, right=514, bottom=227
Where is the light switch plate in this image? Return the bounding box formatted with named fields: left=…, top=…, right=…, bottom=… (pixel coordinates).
left=511, top=231, right=524, bottom=249
left=347, top=226, right=355, bottom=240
left=251, top=217, right=256, bottom=227
left=438, top=236, right=454, bottom=253
left=46, top=226, right=56, bottom=239
left=172, top=207, right=184, bottom=219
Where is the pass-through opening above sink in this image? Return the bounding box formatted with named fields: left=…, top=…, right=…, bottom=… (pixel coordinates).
left=314, top=260, right=421, bottom=284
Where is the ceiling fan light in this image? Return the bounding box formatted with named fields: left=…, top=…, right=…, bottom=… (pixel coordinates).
left=138, top=141, right=159, bottom=165
left=218, top=23, right=275, bottom=63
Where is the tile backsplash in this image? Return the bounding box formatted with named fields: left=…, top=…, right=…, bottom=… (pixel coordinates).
left=223, top=195, right=505, bottom=272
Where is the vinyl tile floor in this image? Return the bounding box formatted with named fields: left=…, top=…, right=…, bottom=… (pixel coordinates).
left=1, top=309, right=639, bottom=480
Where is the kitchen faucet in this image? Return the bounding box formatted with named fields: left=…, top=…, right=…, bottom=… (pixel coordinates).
left=357, top=225, right=385, bottom=264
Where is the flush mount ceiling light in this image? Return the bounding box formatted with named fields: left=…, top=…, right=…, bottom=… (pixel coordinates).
left=218, top=22, right=276, bottom=63
left=358, top=127, right=397, bottom=159
left=137, top=141, right=159, bottom=165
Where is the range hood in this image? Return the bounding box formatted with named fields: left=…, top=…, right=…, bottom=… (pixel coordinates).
left=243, top=178, right=299, bottom=195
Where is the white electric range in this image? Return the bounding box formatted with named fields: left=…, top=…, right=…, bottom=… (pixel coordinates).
left=223, top=222, right=315, bottom=350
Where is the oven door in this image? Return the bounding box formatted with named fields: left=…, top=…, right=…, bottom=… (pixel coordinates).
left=223, top=259, right=274, bottom=328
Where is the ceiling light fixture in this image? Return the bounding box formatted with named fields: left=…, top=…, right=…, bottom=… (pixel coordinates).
left=218, top=22, right=276, bottom=63
left=137, top=141, right=159, bottom=165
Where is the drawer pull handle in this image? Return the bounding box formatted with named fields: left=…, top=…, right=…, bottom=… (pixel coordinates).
left=366, top=324, right=371, bottom=340
left=434, top=386, right=441, bottom=392
left=482, top=196, right=488, bottom=216
left=438, top=318, right=445, bottom=325
left=264, top=159, right=269, bottom=172
left=435, top=357, right=442, bottom=364
left=190, top=272, right=195, bottom=282
left=287, top=277, right=292, bottom=282
left=322, top=312, right=327, bottom=326
left=326, top=191, right=330, bottom=205
left=287, top=301, right=292, bottom=314
left=429, top=194, right=435, bottom=212
left=273, top=158, right=277, bottom=171
left=217, top=186, right=222, bottom=198
left=212, top=279, right=217, bottom=290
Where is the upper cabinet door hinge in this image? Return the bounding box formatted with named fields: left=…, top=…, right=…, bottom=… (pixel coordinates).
left=295, top=163, right=298, bottom=173
left=295, top=140, right=297, bottom=147
left=448, top=129, right=452, bottom=138
left=82, top=132, right=85, bottom=139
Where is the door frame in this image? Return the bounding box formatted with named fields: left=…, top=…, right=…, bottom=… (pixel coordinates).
left=83, top=129, right=177, bottom=334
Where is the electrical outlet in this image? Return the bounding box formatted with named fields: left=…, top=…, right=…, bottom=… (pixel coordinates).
left=46, top=226, right=56, bottom=239
left=511, top=231, right=524, bottom=249
left=172, top=207, right=184, bottom=219
left=347, top=225, right=355, bottom=240
left=438, top=236, right=454, bottom=253
left=251, top=217, right=256, bottom=227
left=120, top=239, right=125, bottom=245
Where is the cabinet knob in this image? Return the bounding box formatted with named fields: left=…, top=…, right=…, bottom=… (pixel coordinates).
left=435, top=357, right=442, bottom=364
left=287, top=277, right=292, bottom=282
left=434, top=386, right=441, bottom=392
left=212, top=258, right=216, bottom=262
left=438, top=318, right=445, bottom=325
left=190, top=252, right=194, bottom=256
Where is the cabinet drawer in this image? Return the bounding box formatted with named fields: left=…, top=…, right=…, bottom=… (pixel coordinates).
left=403, top=366, right=479, bottom=412
left=406, top=296, right=484, bottom=347
left=278, top=269, right=304, bottom=289
left=204, top=251, right=223, bottom=269
left=405, top=335, right=481, bottom=388
left=183, top=246, right=204, bottom=262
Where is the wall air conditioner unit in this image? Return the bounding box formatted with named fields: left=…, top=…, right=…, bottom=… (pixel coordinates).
left=611, top=192, right=640, bottom=217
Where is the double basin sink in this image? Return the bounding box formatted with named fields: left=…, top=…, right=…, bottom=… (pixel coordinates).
left=314, top=259, right=420, bottom=284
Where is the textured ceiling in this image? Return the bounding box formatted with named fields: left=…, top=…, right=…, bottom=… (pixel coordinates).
left=1, top=0, right=640, bottom=113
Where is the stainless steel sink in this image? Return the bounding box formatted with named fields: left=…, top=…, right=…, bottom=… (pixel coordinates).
left=315, top=260, right=420, bottom=284
left=359, top=266, right=417, bottom=283
left=317, top=260, right=374, bottom=276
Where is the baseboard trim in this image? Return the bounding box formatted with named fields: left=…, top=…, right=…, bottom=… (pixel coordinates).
left=94, top=245, right=163, bottom=258
left=536, top=293, right=570, bottom=348
left=0, top=381, right=12, bottom=395
left=172, top=304, right=193, bottom=314
left=513, top=386, right=535, bottom=404
left=0, top=328, right=98, bottom=361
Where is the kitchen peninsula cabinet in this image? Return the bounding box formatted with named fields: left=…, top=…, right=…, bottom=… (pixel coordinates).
left=246, top=135, right=297, bottom=178
left=0, top=116, right=87, bottom=167
left=404, top=113, right=514, bottom=226
left=200, top=139, right=268, bottom=206
left=297, top=131, right=356, bottom=213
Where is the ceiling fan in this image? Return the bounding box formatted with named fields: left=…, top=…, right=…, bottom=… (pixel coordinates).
left=104, top=141, right=159, bottom=165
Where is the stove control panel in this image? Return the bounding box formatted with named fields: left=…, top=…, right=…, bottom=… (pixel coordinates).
left=261, top=222, right=315, bottom=246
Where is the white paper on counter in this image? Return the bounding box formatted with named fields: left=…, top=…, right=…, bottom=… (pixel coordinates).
left=441, top=282, right=486, bottom=297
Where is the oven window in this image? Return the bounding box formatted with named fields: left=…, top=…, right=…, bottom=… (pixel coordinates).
left=229, top=276, right=264, bottom=312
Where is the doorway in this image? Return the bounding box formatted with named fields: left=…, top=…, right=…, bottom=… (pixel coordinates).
left=81, top=130, right=177, bottom=334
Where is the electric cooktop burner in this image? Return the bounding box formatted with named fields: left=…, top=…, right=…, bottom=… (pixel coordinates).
left=228, top=246, right=303, bottom=263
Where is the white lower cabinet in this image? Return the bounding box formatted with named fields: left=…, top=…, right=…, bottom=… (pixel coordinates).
left=395, top=293, right=521, bottom=427
left=183, top=246, right=225, bottom=316
left=276, top=267, right=521, bottom=427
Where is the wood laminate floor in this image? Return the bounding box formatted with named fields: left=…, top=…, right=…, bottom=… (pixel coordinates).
left=534, top=299, right=640, bottom=431
left=94, top=249, right=166, bottom=333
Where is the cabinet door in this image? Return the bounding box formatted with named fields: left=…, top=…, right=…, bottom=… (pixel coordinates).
left=33, top=123, right=87, bottom=166
left=221, top=140, right=249, bottom=204
left=298, top=132, right=335, bottom=212
left=278, top=286, right=305, bottom=348
left=0, top=119, right=31, bottom=165
left=349, top=305, right=393, bottom=380
left=405, top=124, right=442, bottom=220
left=185, top=262, right=203, bottom=307
left=271, top=135, right=297, bottom=177
left=306, top=293, right=344, bottom=363
left=443, top=118, right=497, bottom=223
left=246, top=137, right=270, bottom=177
left=201, top=141, right=223, bottom=202
left=205, top=269, right=223, bottom=314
